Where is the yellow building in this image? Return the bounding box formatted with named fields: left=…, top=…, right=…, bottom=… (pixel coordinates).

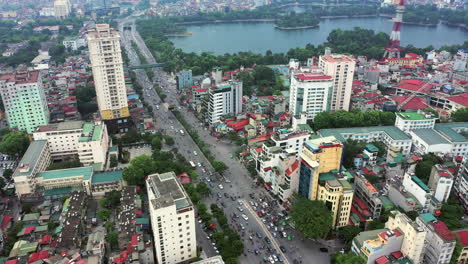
left=455, top=230, right=468, bottom=264
left=298, top=136, right=353, bottom=228
left=317, top=173, right=354, bottom=228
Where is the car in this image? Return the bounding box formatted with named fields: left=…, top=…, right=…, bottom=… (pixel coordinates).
left=198, top=162, right=202, bottom=167
left=238, top=201, right=243, bottom=206
left=230, top=196, right=236, bottom=201
left=242, top=214, right=248, bottom=221
left=233, top=213, right=239, bottom=218
left=217, top=193, right=222, bottom=198
left=319, top=247, right=329, bottom=253
left=264, top=237, right=270, bottom=244
left=225, top=179, right=231, bottom=183
left=224, top=193, right=229, bottom=198
left=198, top=219, right=202, bottom=224
left=279, top=245, right=286, bottom=253
left=257, top=211, right=264, bottom=217
left=218, top=184, right=224, bottom=190
left=256, top=232, right=262, bottom=238
left=282, top=232, right=287, bottom=238
left=249, top=193, right=255, bottom=199
left=220, top=202, right=225, bottom=207
left=170, top=126, right=174, bottom=130
left=273, top=255, right=278, bottom=262
left=269, top=256, right=275, bottom=264
left=193, top=151, right=198, bottom=156
left=278, top=255, right=284, bottom=262
left=237, top=207, right=243, bottom=212
left=240, top=224, right=245, bottom=230
left=249, top=235, right=253, bottom=240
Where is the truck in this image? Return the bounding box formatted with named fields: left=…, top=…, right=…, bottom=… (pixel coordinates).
left=180, top=130, right=185, bottom=136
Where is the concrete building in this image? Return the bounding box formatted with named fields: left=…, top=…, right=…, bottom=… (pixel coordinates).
left=319, top=126, right=412, bottom=156
left=395, top=111, right=437, bottom=133
left=87, top=24, right=130, bottom=133
left=318, top=53, right=355, bottom=111
left=402, top=172, right=433, bottom=212
left=428, top=164, right=454, bottom=203
left=353, top=175, right=382, bottom=221
left=54, top=0, right=71, bottom=18
left=298, top=137, right=352, bottom=228
left=289, top=70, right=333, bottom=120
left=299, top=136, right=343, bottom=200
left=13, top=140, right=51, bottom=197
left=62, top=37, right=87, bottom=51
left=455, top=155, right=468, bottom=211
left=146, top=172, right=197, bottom=264
left=266, top=130, right=311, bottom=156
left=416, top=213, right=456, bottom=264
left=206, top=81, right=242, bottom=125
left=176, top=70, right=193, bottom=89
left=409, top=122, right=468, bottom=157
left=34, top=121, right=109, bottom=170
left=454, top=230, right=468, bottom=264
left=191, top=256, right=224, bottom=264
left=385, top=212, right=427, bottom=264
left=316, top=172, right=354, bottom=228
left=362, top=144, right=379, bottom=166
left=0, top=71, right=50, bottom=134
left=351, top=228, right=404, bottom=264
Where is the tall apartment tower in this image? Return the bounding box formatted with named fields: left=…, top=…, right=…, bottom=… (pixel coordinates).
left=0, top=71, right=50, bottom=134
left=318, top=53, right=355, bottom=111
left=206, top=81, right=243, bottom=125
left=289, top=69, right=333, bottom=120
left=54, top=0, right=71, bottom=18
left=87, top=24, right=131, bottom=133
left=146, top=172, right=197, bottom=264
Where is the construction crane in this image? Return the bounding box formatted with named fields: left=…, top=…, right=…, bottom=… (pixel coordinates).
left=383, top=0, right=405, bottom=59
left=397, top=75, right=434, bottom=110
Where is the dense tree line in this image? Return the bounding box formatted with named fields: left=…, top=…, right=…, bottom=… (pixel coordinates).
left=380, top=4, right=467, bottom=26
left=275, top=12, right=319, bottom=28
left=312, top=109, right=396, bottom=130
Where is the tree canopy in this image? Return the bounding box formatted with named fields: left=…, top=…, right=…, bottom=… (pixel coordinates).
left=290, top=198, right=332, bottom=239
left=451, top=107, right=468, bottom=122
left=122, top=154, right=157, bottom=186
left=313, top=109, right=396, bottom=130
left=332, top=251, right=365, bottom=264
left=0, top=131, right=30, bottom=157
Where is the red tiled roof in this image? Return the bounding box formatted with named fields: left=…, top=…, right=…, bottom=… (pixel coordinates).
left=1, top=215, right=12, bottom=229
left=397, top=79, right=432, bottom=93
left=285, top=161, right=299, bottom=176
left=375, top=256, right=389, bottom=264
left=430, top=221, right=455, bottom=240
left=456, top=230, right=468, bottom=246
left=364, top=92, right=379, bottom=98
left=295, top=73, right=332, bottom=80
left=447, top=93, right=468, bottom=107
left=131, top=235, right=138, bottom=246
left=255, top=147, right=263, bottom=153
left=5, top=260, right=18, bottom=264
left=392, top=96, right=429, bottom=110
left=39, top=234, right=52, bottom=245
left=391, top=251, right=403, bottom=259
left=28, top=250, right=49, bottom=263
left=227, top=119, right=249, bottom=131
left=24, top=226, right=35, bottom=234
left=194, top=88, right=207, bottom=93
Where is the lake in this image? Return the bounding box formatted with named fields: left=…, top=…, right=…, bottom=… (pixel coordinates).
left=169, top=17, right=467, bottom=55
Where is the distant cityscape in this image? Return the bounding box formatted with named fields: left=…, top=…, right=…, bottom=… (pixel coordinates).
left=0, top=0, right=466, bottom=264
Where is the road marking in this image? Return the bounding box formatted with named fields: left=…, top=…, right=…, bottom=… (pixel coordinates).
left=241, top=199, right=290, bottom=264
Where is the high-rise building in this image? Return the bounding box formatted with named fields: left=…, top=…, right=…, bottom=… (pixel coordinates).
left=298, top=136, right=352, bottom=228
left=54, top=0, right=71, bottom=18
left=146, top=172, right=197, bottom=264
left=455, top=155, right=468, bottom=212
left=289, top=69, right=333, bottom=120
left=87, top=24, right=131, bottom=133
left=318, top=54, right=355, bottom=111
left=0, top=71, right=50, bottom=134
left=176, top=70, right=193, bottom=89
left=206, top=81, right=243, bottom=125
left=428, top=164, right=454, bottom=203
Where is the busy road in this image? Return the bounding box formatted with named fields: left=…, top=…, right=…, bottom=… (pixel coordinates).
left=118, top=17, right=331, bottom=264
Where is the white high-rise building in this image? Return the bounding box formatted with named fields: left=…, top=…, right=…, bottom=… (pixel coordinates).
left=318, top=54, right=355, bottom=111
left=207, top=81, right=243, bottom=125
left=0, top=71, right=50, bottom=134
left=146, top=172, right=197, bottom=264
left=87, top=24, right=129, bottom=122
left=289, top=69, right=333, bottom=120
left=54, top=0, right=71, bottom=18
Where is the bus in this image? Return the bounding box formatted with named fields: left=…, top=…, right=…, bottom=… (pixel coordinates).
left=180, top=130, right=185, bottom=136
left=189, top=161, right=196, bottom=168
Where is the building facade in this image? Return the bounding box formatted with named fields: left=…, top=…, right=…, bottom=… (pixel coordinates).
left=206, top=81, right=243, bottom=125
left=13, top=140, right=51, bottom=196
left=54, top=0, right=71, bottom=18
left=146, top=172, right=197, bottom=264
left=63, top=37, right=87, bottom=51
left=289, top=70, right=333, bottom=120
left=0, top=71, right=50, bottom=134
left=33, top=121, right=109, bottom=169
left=385, top=212, right=427, bottom=264
left=318, top=54, right=355, bottom=111
left=455, top=155, right=468, bottom=212
left=395, top=112, right=437, bottom=133
left=87, top=24, right=130, bottom=133
left=428, top=165, right=454, bottom=203
left=176, top=70, right=193, bottom=90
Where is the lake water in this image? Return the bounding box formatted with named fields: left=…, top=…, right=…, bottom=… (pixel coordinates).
left=169, top=17, right=467, bottom=55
